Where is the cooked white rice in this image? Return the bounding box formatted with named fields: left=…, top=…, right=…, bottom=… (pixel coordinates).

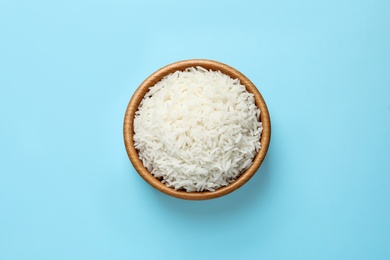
left=133, top=66, right=262, bottom=192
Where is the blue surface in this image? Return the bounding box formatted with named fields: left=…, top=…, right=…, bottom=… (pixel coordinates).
left=1, top=0, right=390, bottom=259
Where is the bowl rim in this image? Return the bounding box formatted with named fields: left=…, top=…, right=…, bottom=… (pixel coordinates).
left=123, top=59, right=271, bottom=200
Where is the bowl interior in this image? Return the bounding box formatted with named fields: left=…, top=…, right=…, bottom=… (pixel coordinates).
left=123, top=59, right=271, bottom=200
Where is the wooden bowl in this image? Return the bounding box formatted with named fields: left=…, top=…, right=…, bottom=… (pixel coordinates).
left=123, top=59, right=271, bottom=200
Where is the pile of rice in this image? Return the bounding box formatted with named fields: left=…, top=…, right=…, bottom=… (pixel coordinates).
left=133, top=66, right=262, bottom=192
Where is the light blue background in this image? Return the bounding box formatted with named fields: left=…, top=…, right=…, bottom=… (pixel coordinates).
left=1, top=0, right=389, bottom=259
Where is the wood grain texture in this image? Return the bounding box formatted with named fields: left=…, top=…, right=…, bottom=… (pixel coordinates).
left=123, top=59, right=271, bottom=200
